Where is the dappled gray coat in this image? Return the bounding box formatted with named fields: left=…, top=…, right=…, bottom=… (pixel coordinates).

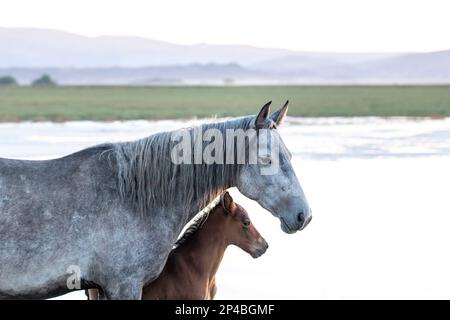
left=0, top=102, right=311, bottom=299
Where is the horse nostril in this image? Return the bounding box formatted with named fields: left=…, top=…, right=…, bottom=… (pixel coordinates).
left=297, top=212, right=305, bottom=225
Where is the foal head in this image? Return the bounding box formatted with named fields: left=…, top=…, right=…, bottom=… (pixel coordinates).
left=218, top=191, right=268, bottom=258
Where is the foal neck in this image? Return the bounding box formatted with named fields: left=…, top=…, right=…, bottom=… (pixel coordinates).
left=178, top=206, right=229, bottom=281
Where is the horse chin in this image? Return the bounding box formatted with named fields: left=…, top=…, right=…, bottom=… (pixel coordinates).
left=250, top=247, right=267, bottom=259
left=280, top=218, right=298, bottom=234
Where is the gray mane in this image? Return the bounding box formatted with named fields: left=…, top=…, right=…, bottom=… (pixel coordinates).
left=113, top=116, right=254, bottom=216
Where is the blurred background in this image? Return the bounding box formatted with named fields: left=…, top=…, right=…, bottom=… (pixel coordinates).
left=1, top=0, right=450, bottom=299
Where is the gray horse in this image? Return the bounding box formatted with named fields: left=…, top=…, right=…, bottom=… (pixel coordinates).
left=0, top=101, right=311, bottom=299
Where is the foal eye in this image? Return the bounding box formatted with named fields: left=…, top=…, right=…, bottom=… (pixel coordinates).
left=242, top=220, right=250, bottom=228
left=258, top=157, right=272, bottom=165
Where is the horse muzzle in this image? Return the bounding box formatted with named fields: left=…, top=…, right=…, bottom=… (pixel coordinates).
left=280, top=209, right=312, bottom=233
left=250, top=238, right=269, bottom=258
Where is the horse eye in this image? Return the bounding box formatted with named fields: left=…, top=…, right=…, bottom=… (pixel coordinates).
left=258, top=157, right=272, bottom=165
left=242, top=220, right=250, bottom=228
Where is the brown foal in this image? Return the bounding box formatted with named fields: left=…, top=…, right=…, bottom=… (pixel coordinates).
left=88, top=191, right=268, bottom=300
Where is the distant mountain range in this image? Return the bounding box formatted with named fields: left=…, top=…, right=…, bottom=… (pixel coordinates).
left=0, top=27, right=449, bottom=84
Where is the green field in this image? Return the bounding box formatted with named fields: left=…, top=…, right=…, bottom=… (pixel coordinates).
left=0, top=86, right=449, bottom=121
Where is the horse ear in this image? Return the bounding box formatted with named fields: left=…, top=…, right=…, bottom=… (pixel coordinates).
left=220, top=191, right=234, bottom=214
left=270, top=100, right=289, bottom=126
left=255, top=101, right=272, bottom=128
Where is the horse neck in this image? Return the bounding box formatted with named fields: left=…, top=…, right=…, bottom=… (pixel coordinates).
left=178, top=208, right=229, bottom=281
left=179, top=117, right=255, bottom=216
left=115, top=117, right=252, bottom=218
left=184, top=184, right=232, bottom=223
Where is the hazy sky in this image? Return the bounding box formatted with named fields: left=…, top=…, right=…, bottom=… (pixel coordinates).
left=1, top=0, right=449, bottom=52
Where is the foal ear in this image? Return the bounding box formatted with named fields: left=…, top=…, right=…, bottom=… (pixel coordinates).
left=220, top=191, right=234, bottom=214
left=255, top=101, right=272, bottom=128
left=270, top=100, right=289, bottom=126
